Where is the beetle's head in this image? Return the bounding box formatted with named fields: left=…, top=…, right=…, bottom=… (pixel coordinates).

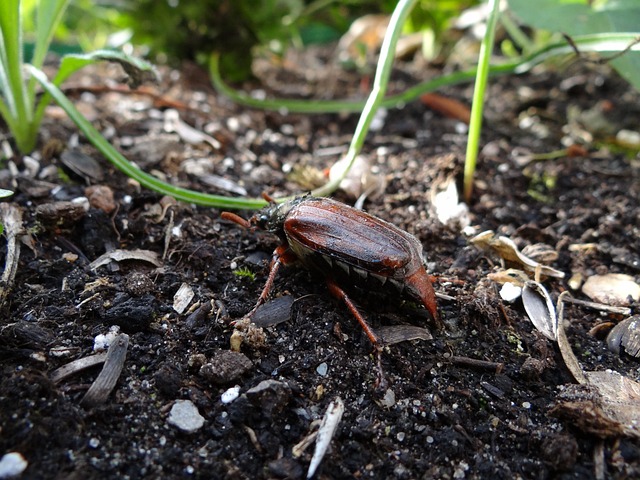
left=251, top=198, right=300, bottom=232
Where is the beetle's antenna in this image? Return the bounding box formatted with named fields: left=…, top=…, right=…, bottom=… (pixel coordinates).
left=261, top=192, right=276, bottom=204
left=220, top=211, right=252, bottom=229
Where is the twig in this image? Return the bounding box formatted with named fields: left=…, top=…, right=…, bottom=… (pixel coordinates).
left=450, top=355, right=504, bottom=374
left=560, top=296, right=631, bottom=316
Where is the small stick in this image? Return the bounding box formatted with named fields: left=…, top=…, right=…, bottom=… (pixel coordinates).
left=560, top=296, right=631, bottom=316
left=450, top=355, right=504, bottom=374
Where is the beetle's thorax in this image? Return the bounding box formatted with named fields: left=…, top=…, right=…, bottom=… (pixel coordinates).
left=252, top=197, right=306, bottom=233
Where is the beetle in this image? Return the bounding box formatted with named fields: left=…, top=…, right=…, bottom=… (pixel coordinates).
left=221, top=195, right=439, bottom=387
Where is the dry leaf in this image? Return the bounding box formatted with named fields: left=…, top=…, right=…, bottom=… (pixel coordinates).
left=307, top=397, right=344, bottom=479
left=420, top=93, right=471, bottom=124
left=89, top=249, right=162, bottom=270
left=375, top=325, right=432, bottom=345
left=173, top=283, right=195, bottom=314
left=431, top=179, right=470, bottom=228
left=163, top=109, right=220, bottom=149
left=470, top=231, right=565, bottom=279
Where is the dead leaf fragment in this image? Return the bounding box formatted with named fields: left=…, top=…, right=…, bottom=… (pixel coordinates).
left=89, top=249, right=162, bottom=270
left=470, top=231, right=565, bottom=279
left=582, top=273, right=640, bottom=306
left=328, top=155, right=385, bottom=203
left=80, top=333, right=129, bottom=408
left=431, top=179, right=470, bottom=228
left=420, top=93, right=471, bottom=124
left=307, top=397, right=345, bottom=479
left=163, top=109, right=220, bottom=149
left=552, top=371, right=640, bottom=439
left=375, top=325, right=432, bottom=345
left=173, top=283, right=194, bottom=314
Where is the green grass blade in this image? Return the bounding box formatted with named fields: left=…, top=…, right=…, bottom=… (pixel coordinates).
left=312, top=0, right=419, bottom=197
left=211, top=33, right=640, bottom=115
left=32, top=50, right=159, bottom=144
left=27, top=65, right=268, bottom=210
left=463, top=0, right=501, bottom=203
left=0, top=0, right=35, bottom=151
left=31, top=0, right=71, bottom=69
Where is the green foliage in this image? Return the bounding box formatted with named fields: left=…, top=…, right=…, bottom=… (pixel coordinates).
left=509, top=0, right=640, bottom=90
left=233, top=267, right=257, bottom=281
left=113, top=0, right=306, bottom=81
left=0, top=0, right=155, bottom=154
left=109, top=0, right=478, bottom=81
left=0, top=0, right=71, bottom=153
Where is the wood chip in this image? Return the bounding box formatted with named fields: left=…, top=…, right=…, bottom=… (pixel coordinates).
left=80, top=333, right=129, bottom=408
left=50, top=352, right=108, bottom=384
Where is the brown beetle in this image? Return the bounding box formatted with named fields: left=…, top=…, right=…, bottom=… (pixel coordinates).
left=222, top=196, right=439, bottom=386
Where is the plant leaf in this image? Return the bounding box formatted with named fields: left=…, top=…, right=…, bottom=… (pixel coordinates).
left=26, top=65, right=268, bottom=210
left=509, top=0, right=640, bottom=90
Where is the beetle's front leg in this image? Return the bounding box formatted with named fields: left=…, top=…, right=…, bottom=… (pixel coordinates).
left=325, top=279, right=388, bottom=390
left=244, top=244, right=297, bottom=319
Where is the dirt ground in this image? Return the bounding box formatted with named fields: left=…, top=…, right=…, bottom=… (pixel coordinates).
left=1, top=47, right=639, bottom=479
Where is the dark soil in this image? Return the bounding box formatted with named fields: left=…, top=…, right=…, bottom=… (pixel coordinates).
left=1, top=48, right=639, bottom=479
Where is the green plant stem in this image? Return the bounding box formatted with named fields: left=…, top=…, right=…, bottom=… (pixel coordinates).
left=27, top=65, right=268, bottom=210
left=0, top=0, right=33, bottom=152
left=312, top=0, right=419, bottom=197
left=211, top=33, right=640, bottom=114
left=499, top=11, right=533, bottom=53
left=463, top=0, right=501, bottom=203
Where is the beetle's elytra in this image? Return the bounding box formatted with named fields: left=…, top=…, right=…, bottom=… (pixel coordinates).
left=222, top=196, right=439, bottom=386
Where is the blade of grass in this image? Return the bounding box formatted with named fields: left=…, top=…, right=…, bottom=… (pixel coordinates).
left=0, top=0, right=34, bottom=151
left=27, top=65, right=268, bottom=210
left=31, top=50, right=159, bottom=146
left=210, top=33, right=640, bottom=114
left=27, top=0, right=72, bottom=112
left=463, top=0, right=501, bottom=203
left=311, top=0, right=419, bottom=197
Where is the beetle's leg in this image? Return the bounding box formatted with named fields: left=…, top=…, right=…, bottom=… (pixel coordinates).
left=326, top=279, right=380, bottom=346
left=325, top=279, right=388, bottom=390
left=245, top=244, right=297, bottom=318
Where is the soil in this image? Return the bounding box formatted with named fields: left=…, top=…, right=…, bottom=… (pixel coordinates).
left=1, top=47, right=639, bottom=480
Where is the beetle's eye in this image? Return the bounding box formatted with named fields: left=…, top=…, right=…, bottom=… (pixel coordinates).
left=257, top=214, right=270, bottom=228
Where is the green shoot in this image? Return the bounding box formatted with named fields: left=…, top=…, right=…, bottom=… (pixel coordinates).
left=26, top=66, right=269, bottom=210
left=463, top=0, right=501, bottom=203
left=233, top=267, right=257, bottom=281
left=0, top=0, right=71, bottom=153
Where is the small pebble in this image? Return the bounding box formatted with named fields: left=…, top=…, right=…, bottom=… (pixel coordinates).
left=85, top=185, right=116, bottom=213
left=316, top=362, right=328, bottom=376
left=93, top=326, right=120, bottom=351
left=167, top=400, right=205, bottom=433
left=221, top=386, right=241, bottom=404
left=0, top=452, right=28, bottom=478
left=245, top=379, right=291, bottom=416
left=199, top=351, right=253, bottom=384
